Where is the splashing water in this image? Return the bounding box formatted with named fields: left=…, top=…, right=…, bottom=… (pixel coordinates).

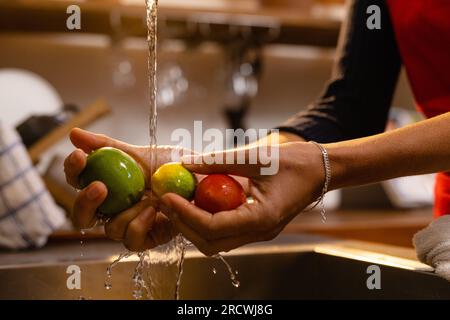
left=103, top=241, right=240, bottom=299
left=132, top=252, right=151, bottom=299
left=79, top=229, right=86, bottom=258
left=214, top=255, right=241, bottom=288
left=146, top=0, right=158, bottom=175
left=142, top=241, right=186, bottom=299
left=102, top=1, right=187, bottom=300
left=145, top=0, right=190, bottom=300
left=104, top=252, right=133, bottom=291
left=174, top=235, right=187, bottom=300
left=101, top=0, right=240, bottom=299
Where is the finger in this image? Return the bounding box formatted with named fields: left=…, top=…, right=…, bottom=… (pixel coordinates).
left=167, top=209, right=267, bottom=256
left=158, top=145, right=198, bottom=166
left=72, top=181, right=108, bottom=229
left=70, top=127, right=150, bottom=181
left=123, top=207, right=158, bottom=252
left=149, top=213, right=176, bottom=246
left=64, top=149, right=87, bottom=188
left=193, top=174, right=249, bottom=194
left=164, top=208, right=213, bottom=255
left=70, top=128, right=137, bottom=155
left=104, top=197, right=154, bottom=241
left=161, top=193, right=261, bottom=240
left=181, top=146, right=268, bottom=177
left=231, top=176, right=250, bottom=194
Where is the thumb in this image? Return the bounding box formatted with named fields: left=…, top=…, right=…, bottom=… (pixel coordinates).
left=181, top=146, right=270, bottom=177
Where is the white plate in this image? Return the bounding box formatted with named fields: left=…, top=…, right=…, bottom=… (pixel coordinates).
left=0, top=68, right=62, bottom=127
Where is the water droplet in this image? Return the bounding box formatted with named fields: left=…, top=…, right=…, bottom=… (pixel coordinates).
left=174, top=234, right=186, bottom=300
left=79, top=230, right=85, bottom=260
left=132, top=290, right=143, bottom=300
left=214, top=254, right=241, bottom=288
left=104, top=252, right=133, bottom=292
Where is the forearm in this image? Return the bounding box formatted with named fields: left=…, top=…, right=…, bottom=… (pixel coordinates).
left=326, top=112, right=450, bottom=190
left=253, top=131, right=306, bottom=146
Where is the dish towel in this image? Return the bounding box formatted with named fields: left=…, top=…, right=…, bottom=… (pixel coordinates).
left=413, top=215, right=450, bottom=281
left=0, top=121, right=65, bottom=250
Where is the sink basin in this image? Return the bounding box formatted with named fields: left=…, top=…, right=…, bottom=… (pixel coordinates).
left=1, top=234, right=449, bottom=300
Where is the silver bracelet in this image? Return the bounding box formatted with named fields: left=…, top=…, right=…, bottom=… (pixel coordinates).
left=307, top=141, right=331, bottom=223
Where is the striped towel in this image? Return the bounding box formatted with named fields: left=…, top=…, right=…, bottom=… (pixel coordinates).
left=0, top=121, right=65, bottom=249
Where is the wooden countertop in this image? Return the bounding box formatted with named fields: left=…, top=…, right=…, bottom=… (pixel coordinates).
left=284, top=208, right=433, bottom=248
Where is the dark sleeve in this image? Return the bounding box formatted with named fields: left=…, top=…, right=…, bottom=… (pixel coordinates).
left=276, top=0, right=402, bottom=143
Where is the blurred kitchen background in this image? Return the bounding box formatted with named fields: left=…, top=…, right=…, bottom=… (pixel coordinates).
left=0, top=0, right=434, bottom=251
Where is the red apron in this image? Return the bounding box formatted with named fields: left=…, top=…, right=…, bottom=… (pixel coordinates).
left=387, top=0, right=450, bottom=217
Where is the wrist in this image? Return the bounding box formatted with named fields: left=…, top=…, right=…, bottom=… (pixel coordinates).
left=322, top=142, right=352, bottom=191
left=296, top=142, right=328, bottom=202
left=299, top=141, right=346, bottom=195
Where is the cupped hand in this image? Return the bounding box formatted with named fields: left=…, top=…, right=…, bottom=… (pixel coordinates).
left=64, top=128, right=185, bottom=251
left=159, top=142, right=325, bottom=256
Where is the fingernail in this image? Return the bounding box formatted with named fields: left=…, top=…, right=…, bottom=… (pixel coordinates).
left=69, top=152, right=78, bottom=165
left=87, top=184, right=102, bottom=200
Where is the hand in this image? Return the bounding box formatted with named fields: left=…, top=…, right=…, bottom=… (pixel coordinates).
left=159, top=141, right=325, bottom=256
left=64, top=128, right=184, bottom=251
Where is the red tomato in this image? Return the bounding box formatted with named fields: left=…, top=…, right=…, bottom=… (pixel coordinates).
left=194, top=174, right=247, bottom=213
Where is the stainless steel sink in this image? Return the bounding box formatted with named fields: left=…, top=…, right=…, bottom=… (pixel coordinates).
left=1, top=234, right=449, bottom=300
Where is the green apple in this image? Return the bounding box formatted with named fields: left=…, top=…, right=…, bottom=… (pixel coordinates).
left=79, top=147, right=146, bottom=218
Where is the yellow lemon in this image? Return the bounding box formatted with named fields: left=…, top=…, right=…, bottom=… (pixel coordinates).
left=151, top=162, right=196, bottom=200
